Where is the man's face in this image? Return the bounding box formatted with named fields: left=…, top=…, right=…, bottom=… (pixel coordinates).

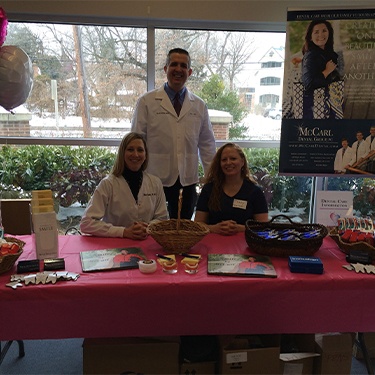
left=370, top=128, right=375, bottom=136
left=164, top=52, right=192, bottom=92
left=342, top=140, right=348, bottom=149
left=356, top=132, right=363, bottom=141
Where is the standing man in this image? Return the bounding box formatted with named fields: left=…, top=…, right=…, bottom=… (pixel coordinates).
left=334, top=138, right=352, bottom=174
left=345, top=131, right=370, bottom=170
left=131, top=48, right=216, bottom=219
left=366, top=125, right=375, bottom=151
left=365, top=125, right=375, bottom=173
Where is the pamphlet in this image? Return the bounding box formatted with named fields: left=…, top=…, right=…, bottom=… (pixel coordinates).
left=80, top=247, right=147, bottom=272
left=207, top=254, right=277, bottom=278
left=315, top=191, right=353, bottom=227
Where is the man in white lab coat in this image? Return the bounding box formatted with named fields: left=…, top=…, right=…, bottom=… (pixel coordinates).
left=366, top=126, right=375, bottom=151
left=131, top=48, right=216, bottom=219
left=365, top=125, right=375, bottom=173
left=334, top=138, right=352, bottom=174
left=345, top=131, right=370, bottom=171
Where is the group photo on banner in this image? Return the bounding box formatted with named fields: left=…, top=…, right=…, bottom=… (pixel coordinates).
left=280, top=8, right=375, bottom=176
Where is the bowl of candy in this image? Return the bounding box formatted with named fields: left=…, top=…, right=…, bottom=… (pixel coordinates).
left=329, top=217, right=375, bottom=255
left=0, top=236, right=25, bottom=274
left=245, top=215, right=328, bottom=257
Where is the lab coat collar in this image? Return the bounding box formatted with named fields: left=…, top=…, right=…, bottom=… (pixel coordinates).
left=156, top=85, right=194, bottom=120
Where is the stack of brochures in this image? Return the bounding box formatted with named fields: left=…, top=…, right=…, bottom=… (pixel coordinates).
left=288, top=256, right=323, bottom=274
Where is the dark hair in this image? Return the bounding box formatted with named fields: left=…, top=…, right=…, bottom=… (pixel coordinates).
left=166, top=48, right=191, bottom=68
left=205, top=143, right=256, bottom=211
left=111, top=132, right=148, bottom=176
left=302, top=20, right=335, bottom=54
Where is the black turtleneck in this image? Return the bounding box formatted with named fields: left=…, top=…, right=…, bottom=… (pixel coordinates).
left=122, top=167, right=143, bottom=202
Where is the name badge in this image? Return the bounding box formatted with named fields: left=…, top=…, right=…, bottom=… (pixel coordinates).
left=233, top=199, right=247, bottom=210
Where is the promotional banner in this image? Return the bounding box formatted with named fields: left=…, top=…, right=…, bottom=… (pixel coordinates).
left=280, top=8, right=375, bottom=176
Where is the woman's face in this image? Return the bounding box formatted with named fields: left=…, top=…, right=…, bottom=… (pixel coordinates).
left=220, top=146, right=244, bottom=178
left=311, top=23, right=329, bottom=49
left=124, top=138, right=146, bottom=171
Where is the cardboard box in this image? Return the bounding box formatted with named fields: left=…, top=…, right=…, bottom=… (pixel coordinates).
left=219, top=334, right=280, bottom=374
left=313, top=333, right=353, bottom=374
left=83, top=336, right=180, bottom=375
left=353, top=332, right=375, bottom=359
left=180, top=361, right=217, bottom=374
left=279, top=334, right=320, bottom=375
left=1, top=199, right=32, bottom=235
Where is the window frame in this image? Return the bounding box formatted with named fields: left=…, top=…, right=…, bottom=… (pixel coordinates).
left=4, top=12, right=285, bottom=149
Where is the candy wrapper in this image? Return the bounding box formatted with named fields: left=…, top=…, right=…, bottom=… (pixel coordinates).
left=254, top=228, right=321, bottom=241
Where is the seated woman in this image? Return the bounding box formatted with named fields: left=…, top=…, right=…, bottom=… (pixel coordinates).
left=80, top=132, right=168, bottom=239
left=194, top=143, right=269, bottom=235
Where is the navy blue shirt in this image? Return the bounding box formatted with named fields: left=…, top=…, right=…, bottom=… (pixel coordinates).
left=196, top=179, right=268, bottom=225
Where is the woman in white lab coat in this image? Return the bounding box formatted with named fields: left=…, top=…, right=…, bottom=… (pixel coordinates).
left=80, top=132, right=168, bottom=239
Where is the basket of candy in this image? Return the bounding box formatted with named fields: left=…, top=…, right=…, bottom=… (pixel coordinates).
left=0, top=236, right=25, bottom=275
left=245, top=214, right=328, bottom=257
left=147, top=189, right=209, bottom=254
left=147, top=219, right=209, bottom=254
left=329, top=217, right=375, bottom=255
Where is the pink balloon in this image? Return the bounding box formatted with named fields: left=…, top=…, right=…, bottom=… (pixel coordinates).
left=0, top=45, right=33, bottom=111
left=0, top=7, right=7, bottom=47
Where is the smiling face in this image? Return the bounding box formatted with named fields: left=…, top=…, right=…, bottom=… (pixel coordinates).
left=164, top=52, right=192, bottom=92
left=124, top=138, right=146, bottom=172
left=220, top=146, right=244, bottom=178
left=311, top=23, right=330, bottom=49
left=356, top=132, right=364, bottom=142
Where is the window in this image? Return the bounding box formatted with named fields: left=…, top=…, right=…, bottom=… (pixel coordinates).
left=260, top=76, right=281, bottom=86
left=261, top=61, right=282, bottom=68
left=3, top=16, right=371, bottom=226
left=259, top=94, right=279, bottom=107
left=4, top=24, right=287, bottom=142
left=4, top=23, right=147, bottom=139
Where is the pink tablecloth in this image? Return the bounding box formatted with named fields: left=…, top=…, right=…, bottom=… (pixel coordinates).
left=0, top=233, right=374, bottom=340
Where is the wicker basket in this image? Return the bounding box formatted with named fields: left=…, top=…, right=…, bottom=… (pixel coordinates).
left=245, top=214, right=328, bottom=257
left=0, top=236, right=26, bottom=275
left=329, top=227, right=375, bottom=255
left=147, top=219, right=209, bottom=254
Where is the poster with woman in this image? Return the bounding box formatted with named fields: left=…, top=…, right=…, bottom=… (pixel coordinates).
left=280, top=8, right=375, bottom=176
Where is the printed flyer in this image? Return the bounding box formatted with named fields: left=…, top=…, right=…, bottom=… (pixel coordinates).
left=315, top=190, right=353, bottom=226
left=280, top=8, right=375, bottom=176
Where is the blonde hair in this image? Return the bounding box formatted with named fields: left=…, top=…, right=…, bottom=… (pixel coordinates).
left=111, top=132, right=148, bottom=177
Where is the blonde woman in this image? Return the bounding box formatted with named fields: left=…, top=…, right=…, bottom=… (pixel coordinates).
left=80, top=132, right=168, bottom=239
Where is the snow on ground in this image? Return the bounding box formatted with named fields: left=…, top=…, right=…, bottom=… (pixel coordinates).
left=244, top=114, right=281, bottom=141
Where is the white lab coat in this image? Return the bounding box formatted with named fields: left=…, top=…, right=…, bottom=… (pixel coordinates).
left=131, top=86, right=216, bottom=187
left=366, top=135, right=375, bottom=151
left=334, top=146, right=353, bottom=173
left=349, top=140, right=370, bottom=166
left=80, top=172, right=168, bottom=237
